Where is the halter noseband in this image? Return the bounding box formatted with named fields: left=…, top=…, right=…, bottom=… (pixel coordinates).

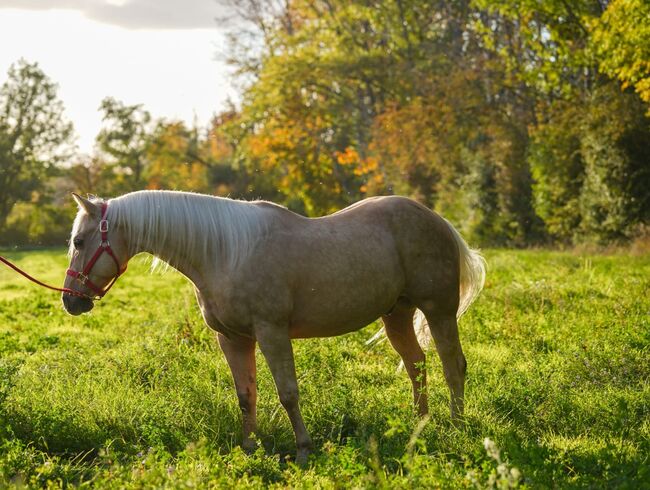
left=66, top=202, right=127, bottom=300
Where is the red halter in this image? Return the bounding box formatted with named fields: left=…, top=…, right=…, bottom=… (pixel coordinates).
left=66, top=202, right=127, bottom=299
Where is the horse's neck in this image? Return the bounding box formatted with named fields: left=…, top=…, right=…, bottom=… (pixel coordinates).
left=115, top=192, right=267, bottom=284
left=119, top=199, right=214, bottom=280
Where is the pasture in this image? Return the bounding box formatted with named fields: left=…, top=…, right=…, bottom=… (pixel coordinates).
left=0, top=248, right=647, bottom=488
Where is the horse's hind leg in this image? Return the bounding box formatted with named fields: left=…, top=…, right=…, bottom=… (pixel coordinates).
left=254, top=322, right=312, bottom=466
left=422, top=312, right=466, bottom=420
left=218, top=333, right=257, bottom=452
left=382, top=306, right=428, bottom=416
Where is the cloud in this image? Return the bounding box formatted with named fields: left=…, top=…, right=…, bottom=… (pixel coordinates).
left=0, top=0, right=230, bottom=30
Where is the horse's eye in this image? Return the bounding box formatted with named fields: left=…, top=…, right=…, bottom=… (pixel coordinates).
left=73, top=237, right=84, bottom=249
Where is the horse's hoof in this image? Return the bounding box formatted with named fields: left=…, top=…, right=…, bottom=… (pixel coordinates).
left=242, top=440, right=256, bottom=454
left=295, top=450, right=310, bottom=467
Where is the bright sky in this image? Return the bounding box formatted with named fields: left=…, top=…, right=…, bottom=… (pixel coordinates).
left=0, top=1, right=238, bottom=154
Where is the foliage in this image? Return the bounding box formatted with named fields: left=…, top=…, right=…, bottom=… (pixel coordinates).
left=219, top=0, right=648, bottom=246
left=96, top=97, right=153, bottom=193
left=0, top=248, right=647, bottom=487
left=0, top=59, right=73, bottom=230
left=0, top=202, right=75, bottom=247
left=529, top=99, right=585, bottom=243
left=530, top=84, right=650, bottom=245
left=1, top=0, right=650, bottom=247
left=592, top=0, right=650, bottom=107
left=578, top=84, right=650, bottom=242
left=145, top=121, right=210, bottom=192
left=466, top=0, right=650, bottom=245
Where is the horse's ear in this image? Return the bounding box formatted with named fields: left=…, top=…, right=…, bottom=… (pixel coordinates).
left=72, top=192, right=99, bottom=218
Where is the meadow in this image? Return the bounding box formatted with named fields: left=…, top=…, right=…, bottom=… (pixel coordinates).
left=0, top=248, right=647, bottom=488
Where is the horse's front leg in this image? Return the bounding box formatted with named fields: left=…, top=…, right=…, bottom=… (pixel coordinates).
left=217, top=333, right=257, bottom=452
left=254, top=321, right=312, bottom=466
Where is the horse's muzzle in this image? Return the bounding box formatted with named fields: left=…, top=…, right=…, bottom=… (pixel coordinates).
left=62, top=293, right=94, bottom=315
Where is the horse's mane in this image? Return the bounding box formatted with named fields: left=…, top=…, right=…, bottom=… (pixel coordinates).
left=104, top=190, right=270, bottom=271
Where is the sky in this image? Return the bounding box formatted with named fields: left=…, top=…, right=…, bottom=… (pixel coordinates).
left=0, top=0, right=238, bottom=154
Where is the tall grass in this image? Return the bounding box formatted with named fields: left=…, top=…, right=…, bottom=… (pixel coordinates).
left=0, top=249, right=648, bottom=487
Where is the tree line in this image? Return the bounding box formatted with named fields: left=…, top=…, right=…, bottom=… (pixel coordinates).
left=1, top=0, right=648, bottom=248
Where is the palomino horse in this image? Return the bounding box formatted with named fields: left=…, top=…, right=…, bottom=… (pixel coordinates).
left=62, top=190, right=486, bottom=465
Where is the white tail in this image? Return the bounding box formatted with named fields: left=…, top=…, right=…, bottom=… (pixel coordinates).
left=446, top=219, right=487, bottom=319
left=368, top=219, right=486, bottom=353
left=412, top=219, right=486, bottom=349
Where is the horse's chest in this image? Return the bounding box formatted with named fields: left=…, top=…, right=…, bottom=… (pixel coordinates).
left=195, top=290, right=253, bottom=338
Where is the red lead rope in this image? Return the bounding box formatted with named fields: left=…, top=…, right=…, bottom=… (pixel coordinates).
left=0, top=254, right=88, bottom=298
left=0, top=202, right=126, bottom=300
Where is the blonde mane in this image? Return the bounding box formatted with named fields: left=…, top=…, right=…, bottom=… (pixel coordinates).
left=103, top=190, right=270, bottom=271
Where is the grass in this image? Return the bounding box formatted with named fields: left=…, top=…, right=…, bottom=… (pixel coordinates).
left=0, top=248, right=648, bottom=488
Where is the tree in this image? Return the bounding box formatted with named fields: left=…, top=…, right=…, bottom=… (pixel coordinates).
left=219, top=0, right=649, bottom=245
left=592, top=0, right=650, bottom=108
left=471, top=0, right=650, bottom=245
left=144, top=112, right=260, bottom=197
left=578, top=84, right=650, bottom=242
left=529, top=99, right=585, bottom=243
left=145, top=120, right=207, bottom=191
left=0, top=59, right=73, bottom=230
left=66, top=154, right=118, bottom=197
left=96, top=97, right=152, bottom=192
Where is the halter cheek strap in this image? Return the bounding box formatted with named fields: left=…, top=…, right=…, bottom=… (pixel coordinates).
left=66, top=202, right=127, bottom=299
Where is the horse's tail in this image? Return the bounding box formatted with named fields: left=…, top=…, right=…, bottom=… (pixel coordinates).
left=445, top=218, right=487, bottom=319
left=412, top=219, right=486, bottom=349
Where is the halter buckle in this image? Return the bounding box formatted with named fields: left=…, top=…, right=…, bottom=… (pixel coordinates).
left=76, top=273, right=88, bottom=285
left=99, top=220, right=109, bottom=233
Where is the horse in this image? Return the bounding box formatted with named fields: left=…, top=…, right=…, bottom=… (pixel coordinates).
left=62, top=190, right=486, bottom=465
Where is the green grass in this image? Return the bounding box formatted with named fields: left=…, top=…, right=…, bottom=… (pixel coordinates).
left=0, top=249, right=648, bottom=488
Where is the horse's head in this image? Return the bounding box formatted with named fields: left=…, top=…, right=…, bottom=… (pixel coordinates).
left=62, top=193, right=128, bottom=315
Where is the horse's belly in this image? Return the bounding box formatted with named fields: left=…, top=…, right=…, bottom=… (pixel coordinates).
left=287, top=278, right=401, bottom=339
left=289, top=315, right=381, bottom=338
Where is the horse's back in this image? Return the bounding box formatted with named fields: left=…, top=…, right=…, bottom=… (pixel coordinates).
left=324, top=196, right=456, bottom=259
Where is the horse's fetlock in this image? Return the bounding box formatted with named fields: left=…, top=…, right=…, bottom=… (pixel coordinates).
left=237, top=390, right=253, bottom=411
left=297, top=438, right=313, bottom=451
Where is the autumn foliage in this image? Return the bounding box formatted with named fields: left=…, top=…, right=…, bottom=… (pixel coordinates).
left=1, top=0, right=649, bottom=247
